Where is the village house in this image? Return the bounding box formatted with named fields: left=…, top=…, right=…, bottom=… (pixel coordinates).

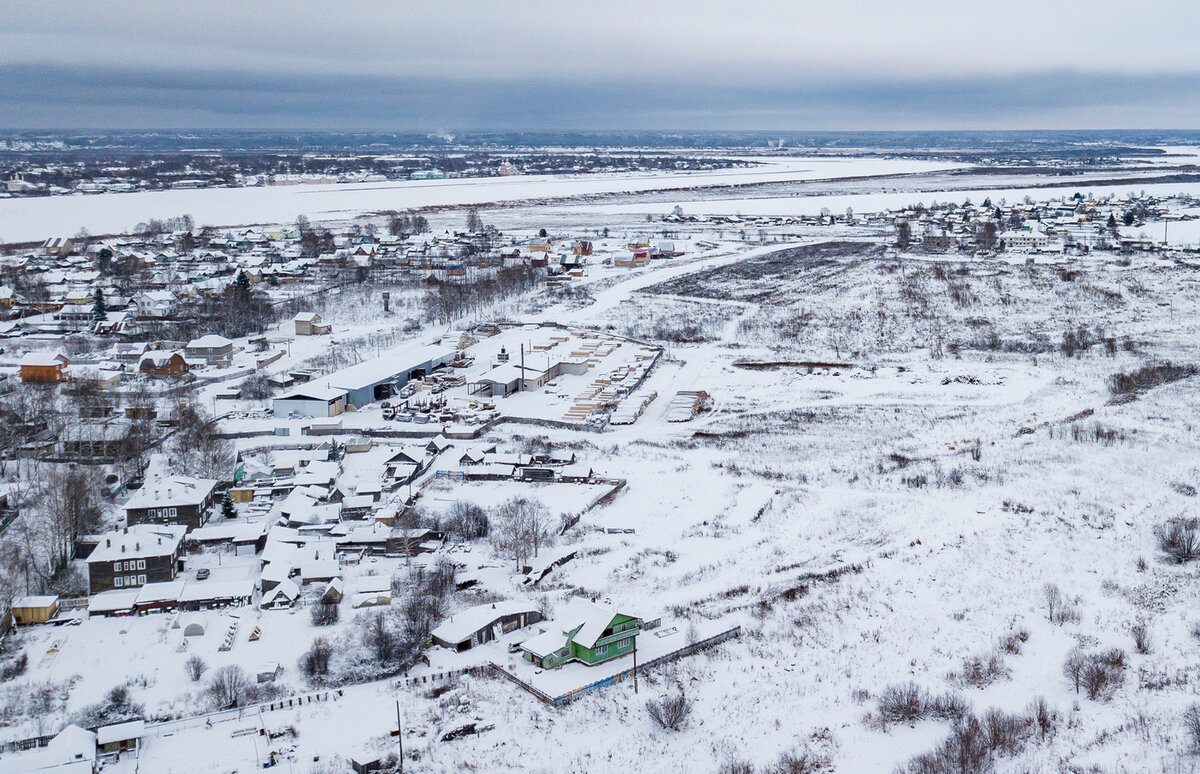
left=519, top=599, right=642, bottom=669
left=85, top=525, right=186, bottom=594
left=184, top=334, right=235, bottom=366
left=124, top=474, right=219, bottom=531
left=134, top=289, right=177, bottom=318
left=19, top=351, right=68, bottom=383
left=138, top=350, right=189, bottom=377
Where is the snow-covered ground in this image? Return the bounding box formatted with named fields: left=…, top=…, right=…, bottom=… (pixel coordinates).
left=6, top=155, right=1200, bottom=773
left=0, top=157, right=963, bottom=242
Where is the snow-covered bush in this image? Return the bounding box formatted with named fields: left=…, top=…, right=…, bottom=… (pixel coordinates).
left=646, top=691, right=692, bottom=731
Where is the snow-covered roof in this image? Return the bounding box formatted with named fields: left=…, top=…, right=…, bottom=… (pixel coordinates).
left=87, top=525, right=186, bottom=563
left=561, top=598, right=623, bottom=649
left=87, top=589, right=140, bottom=614
left=432, top=600, right=541, bottom=645
left=520, top=627, right=569, bottom=658
left=97, top=720, right=144, bottom=745
left=355, top=574, right=392, bottom=594
left=20, top=351, right=67, bottom=367
left=13, top=594, right=58, bottom=608
left=124, top=475, right=217, bottom=511
left=262, top=579, right=300, bottom=605
left=186, top=334, right=233, bottom=349
left=135, top=580, right=185, bottom=604
left=178, top=579, right=255, bottom=602
left=277, top=384, right=347, bottom=402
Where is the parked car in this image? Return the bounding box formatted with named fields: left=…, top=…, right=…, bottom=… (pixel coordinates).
left=196, top=568, right=210, bottom=580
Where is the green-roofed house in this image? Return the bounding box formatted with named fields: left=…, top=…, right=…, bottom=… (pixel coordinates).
left=520, top=599, right=641, bottom=669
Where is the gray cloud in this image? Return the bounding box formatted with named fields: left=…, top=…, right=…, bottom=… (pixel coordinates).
left=2, top=1, right=1199, bottom=129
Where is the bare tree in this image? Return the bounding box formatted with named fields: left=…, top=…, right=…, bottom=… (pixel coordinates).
left=171, top=404, right=233, bottom=480
left=490, top=497, right=554, bottom=571
left=208, top=664, right=250, bottom=708
left=1062, top=647, right=1086, bottom=694
left=446, top=500, right=488, bottom=541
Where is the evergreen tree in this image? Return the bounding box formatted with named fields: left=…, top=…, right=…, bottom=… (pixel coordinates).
left=97, top=247, right=113, bottom=275
left=233, top=271, right=252, bottom=302
left=221, top=492, right=237, bottom=520
left=91, top=288, right=107, bottom=320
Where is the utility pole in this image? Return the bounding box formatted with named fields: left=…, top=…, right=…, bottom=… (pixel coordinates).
left=395, top=699, right=404, bottom=772
left=633, top=639, right=638, bottom=694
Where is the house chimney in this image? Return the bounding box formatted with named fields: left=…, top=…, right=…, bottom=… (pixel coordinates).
left=136, top=542, right=140, bottom=551
left=106, top=538, right=111, bottom=547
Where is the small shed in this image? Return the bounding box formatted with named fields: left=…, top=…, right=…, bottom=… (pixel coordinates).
left=12, top=594, right=59, bottom=625
left=322, top=578, right=344, bottom=605
left=97, top=719, right=145, bottom=753
left=294, top=312, right=332, bottom=336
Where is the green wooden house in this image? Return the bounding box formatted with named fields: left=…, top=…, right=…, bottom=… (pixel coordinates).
left=520, top=599, right=641, bottom=669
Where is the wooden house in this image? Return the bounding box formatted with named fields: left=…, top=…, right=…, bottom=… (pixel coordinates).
left=138, top=350, right=189, bottom=377
left=19, top=351, right=68, bottom=383
left=520, top=599, right=641, bottom=669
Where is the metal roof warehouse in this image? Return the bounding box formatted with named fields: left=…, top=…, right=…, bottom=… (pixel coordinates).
left=273, top=342, right=455, bottom=416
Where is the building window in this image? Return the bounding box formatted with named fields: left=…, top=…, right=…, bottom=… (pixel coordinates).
left=618, top=637, right=633, bottom=649
left=595, top=644, right=607, bottom=655
left=114, top=576, right=124, bottom=587
left=137, top=560, right=146, bottom=570
left=113, top=562, right=121, bottom=572
left=137, top=575, right=146, bottom=585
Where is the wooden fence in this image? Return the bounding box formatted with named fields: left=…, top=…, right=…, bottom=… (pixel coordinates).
left=492, top=626, right=741, bottom=707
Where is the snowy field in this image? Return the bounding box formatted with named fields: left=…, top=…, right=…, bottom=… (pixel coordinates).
left=0, top=157, right=962, bottom=242
left=545, top=179, right=1200, bottom=221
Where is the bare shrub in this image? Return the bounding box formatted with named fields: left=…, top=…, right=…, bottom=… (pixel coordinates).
left=878, top=682, right=926, bottom=723
left=1157, top=519, right=1200, bottom=564
left=1029, top=696, right=1058, bottom=741
left=183, top=654, right=207, bottom=682
left=1108, top=362, right=1197, bottom=396
left=1182, top=704, right=1200, bottom=753
left=878, top=683, right=966, bottom=724
left=766, top=750, right=828, bottom=774
left=1044, top=583, right=1081, bottom=625
left=1131, top=622, right=1152, bottom=655
left=896, top=702, right=1051, bottom=774
left=999, top=629, right=1029, bottom=655
left=717, top=760, right=756, bottom=774
left=925, top=692, right=969, bottom=721
left=646, top=692, right=693, bottom=731
left=0, top=653, right=29, bottom=682
left=1068, top=648, right=1127, bottom=702
left=951, top=650, right=1009, bottom=688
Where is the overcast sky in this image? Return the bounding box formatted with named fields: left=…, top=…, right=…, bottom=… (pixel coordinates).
left=2, top=0, right=1198, bottom=131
